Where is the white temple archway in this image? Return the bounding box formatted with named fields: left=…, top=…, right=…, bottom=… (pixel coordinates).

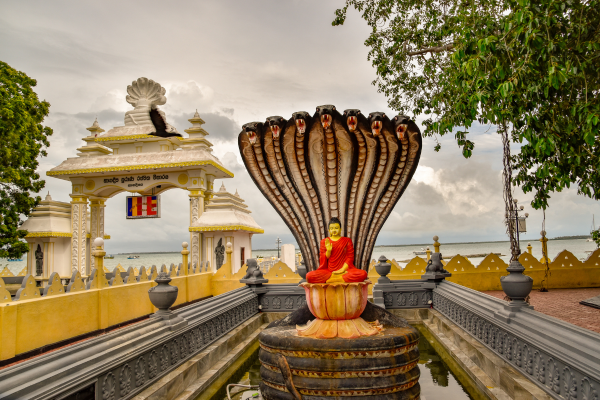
left=47, top=78, right=235, bottom=275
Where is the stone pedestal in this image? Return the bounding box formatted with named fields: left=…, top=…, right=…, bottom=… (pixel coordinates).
left=259, top=303, right=421, bottom=399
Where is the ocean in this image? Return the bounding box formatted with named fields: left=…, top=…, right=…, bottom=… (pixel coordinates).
left=2, top=238, right=597, bottom=275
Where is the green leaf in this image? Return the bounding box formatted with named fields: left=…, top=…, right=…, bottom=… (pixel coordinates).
left=0, top=61, right=52, bottom=258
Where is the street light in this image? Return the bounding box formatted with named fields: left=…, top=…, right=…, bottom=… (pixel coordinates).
left=276, top=237, right=282, bottom=259
left=499, top=199, right=534, bottom=310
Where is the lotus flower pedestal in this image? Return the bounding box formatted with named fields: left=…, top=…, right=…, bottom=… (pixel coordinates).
left=296, top=281, right=381, bottom=339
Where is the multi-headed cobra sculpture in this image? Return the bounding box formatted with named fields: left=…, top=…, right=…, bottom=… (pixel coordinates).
left=238, top=105, right=422, bottom=273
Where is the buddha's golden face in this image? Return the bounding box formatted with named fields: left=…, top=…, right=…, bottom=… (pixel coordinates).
left=328, top=223, right=341, bottom=238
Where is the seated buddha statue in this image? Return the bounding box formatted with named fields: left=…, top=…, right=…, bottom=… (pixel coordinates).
left=306, top=217, right=368, bottom=284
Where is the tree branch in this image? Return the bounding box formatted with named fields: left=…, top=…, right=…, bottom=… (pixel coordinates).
left=407, top=43, right=455, bottom=56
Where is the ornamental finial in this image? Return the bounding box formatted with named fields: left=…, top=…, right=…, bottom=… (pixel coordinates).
left=125, top=77, right=166, bottom=108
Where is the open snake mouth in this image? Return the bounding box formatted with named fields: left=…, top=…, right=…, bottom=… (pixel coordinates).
left=321, top=114, right=332, bottom=129
left=396, top=124, right=407, bottom=140
left=371, top=120, right=382, bottom=136
left=347, top=116, right=358, bottom=131
left=295, top=119, right=306, bottom=134
left=248, top=130, right=257, bottom=144
left=270, top=125, right=281, bottom=139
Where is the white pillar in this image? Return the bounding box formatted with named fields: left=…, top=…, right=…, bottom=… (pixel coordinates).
left=26, top=241, right=34, bottom=275
left=70, top=193, right=88, bottom=276
left=89, top=197, right=106, bottom=270
left=189, top=189, right=204, bottom=269
left=205, top=175, right=215, bottom=206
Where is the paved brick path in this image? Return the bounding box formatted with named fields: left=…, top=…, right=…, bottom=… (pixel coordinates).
left=482, top=288, right=600, bottom=334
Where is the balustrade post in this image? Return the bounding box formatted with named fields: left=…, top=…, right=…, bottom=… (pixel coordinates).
left=433, top=235, right=441, bottom=253
left=181, top=242, right=189, bottom=276
left=373, top=256, right=394, bottom=308
left=226, top=242, right=233, bottom=273
left=496, top=236, right=534, bottom=321
left=148, top=272, right=187, bottom=330
left=93, top=238, right=106, bottom=273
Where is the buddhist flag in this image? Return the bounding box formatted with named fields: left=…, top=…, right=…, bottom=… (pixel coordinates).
left=126, top=195, right=160, bottom=219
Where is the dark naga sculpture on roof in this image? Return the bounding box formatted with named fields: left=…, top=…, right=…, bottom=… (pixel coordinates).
left=238, top=105, right=422, bottom=272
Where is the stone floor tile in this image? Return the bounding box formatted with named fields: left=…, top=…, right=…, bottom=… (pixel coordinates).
left=482, top=288, right=600, bottom=333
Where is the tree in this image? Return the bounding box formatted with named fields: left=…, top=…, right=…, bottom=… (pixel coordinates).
left=0, top=61, right=52, bottom=259
left=334, top=0, right=599, bottom=259
left=592, top=229, right=600, bottom=248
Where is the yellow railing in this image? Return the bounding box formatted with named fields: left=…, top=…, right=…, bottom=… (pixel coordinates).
left=367, top=243, right=600, bottom=292
left=0, top=243, right=300, bottom=361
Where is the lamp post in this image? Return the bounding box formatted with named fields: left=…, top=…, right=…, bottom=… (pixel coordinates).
left=276, top=237, right=282, bottom=259
left=512, top=199, right=529, bottom=254
left=499, top=199, right=533, bottom=313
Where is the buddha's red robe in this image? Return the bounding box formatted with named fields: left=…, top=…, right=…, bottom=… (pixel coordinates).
left=306, top=237, right=367, bottom=283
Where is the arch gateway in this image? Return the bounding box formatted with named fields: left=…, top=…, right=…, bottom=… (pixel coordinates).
left=39, top=77, right=262, bottom=277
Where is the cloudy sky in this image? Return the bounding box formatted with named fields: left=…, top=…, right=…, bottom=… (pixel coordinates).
left=1, top=0, right=597, bottom=253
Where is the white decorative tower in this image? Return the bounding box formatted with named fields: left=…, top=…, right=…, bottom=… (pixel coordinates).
left=190, top=183, right=263, bottom=273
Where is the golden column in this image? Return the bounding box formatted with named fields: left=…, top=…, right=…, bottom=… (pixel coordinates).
left=181, top=242, right=189, bottom=275
left=433, top=235, right=441, bottom=253
left=93, top=237, right=106, bottom=273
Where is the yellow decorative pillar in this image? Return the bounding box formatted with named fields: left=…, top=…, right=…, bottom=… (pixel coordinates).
left=89, top=197, right=106, bottom=271
left=426, top=247, right=431, bottom=261
left=93, top=238, right=106, bottom=273
left=527, top=242, right=533, bottom=255
left=70, top=182, right=89, bottom=276
left=226, top=242, right=233, bottom=271
left=181, top=242, right=189, bottom=276
left=433, top=235, right=441, bottom=253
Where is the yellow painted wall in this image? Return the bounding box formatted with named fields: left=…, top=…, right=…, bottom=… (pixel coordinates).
left=263, top=261, right=301, bottom=284
left=0, top=259, right=251, bottom=361
left=13, top=291, right=101, bottom=356
left=168, top=276, right=189, bottom=307
left=210, top=260, right=246, bottom=296
left=187, top=272, right=213, bottom=302
left=371, top=249, right=600, bottom=292
left=104, top=282, right=156, bottom=327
